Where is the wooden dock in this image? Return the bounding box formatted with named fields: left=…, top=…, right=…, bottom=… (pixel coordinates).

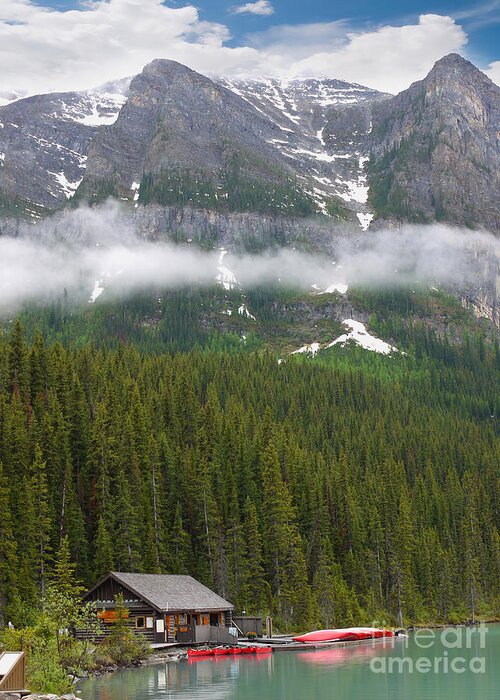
left=246, top=636, right=396, bottom=652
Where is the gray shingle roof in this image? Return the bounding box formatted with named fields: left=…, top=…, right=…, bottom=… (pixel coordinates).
left=110, top=572, right=234, bottom=612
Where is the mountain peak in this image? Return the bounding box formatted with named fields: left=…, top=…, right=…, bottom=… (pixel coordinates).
left=368, top=51, right=500, bottom=231
left=140, top=58, right=201, bottom=81
left=433, top=53, right=472, bottom=69
left=427, top=52, right=493, bottom=85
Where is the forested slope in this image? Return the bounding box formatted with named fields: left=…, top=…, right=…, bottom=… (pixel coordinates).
left=0, top=311, right=499, bottom=630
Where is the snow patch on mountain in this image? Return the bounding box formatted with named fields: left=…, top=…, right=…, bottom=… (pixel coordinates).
left=292, top=148, right=351, bottom=162
left=292, top=342, right=321, bottom=357
left=88, top=265, right=125, bottom=304
left=318, top=282, right=349, bottom=295
left=335, top=177, right=369, bottom=203
left=327, top=320, right=399, bottom=354
left=62, top=92, right=127, bottom=126
left=216, top=249, right=239, bottom=291
left=238, top=303, right=256, bottom=320
left=290, top=320, right=399, bottom=358
left=89, top=280, right=105, bottom=303
left=357, top=213, right=374, bottom=230
left=48, top=171, right=83, bottom=199
left=131, top=181, right=140, bottom=207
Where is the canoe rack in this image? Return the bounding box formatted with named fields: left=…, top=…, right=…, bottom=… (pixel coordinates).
left=0, top=651, right=28, bottom=694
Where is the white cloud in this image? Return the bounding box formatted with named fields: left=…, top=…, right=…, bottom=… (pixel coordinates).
left=486, top=60, right=500, bottom=85
left=270, top=15, right=469, bottom=93
left=0, top=0, right=244, bottom=94
left=247, top=21, right=349, bottom=60
left=0, top=3, right=486, bottom=97
left=231, top=1, right=274, bottom=16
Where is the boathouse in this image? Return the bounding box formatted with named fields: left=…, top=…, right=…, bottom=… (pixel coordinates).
left=81, top=572, right=235, bottom=645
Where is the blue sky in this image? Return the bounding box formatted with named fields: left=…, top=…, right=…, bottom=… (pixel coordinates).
left=2, top=0, right=499, bottom=98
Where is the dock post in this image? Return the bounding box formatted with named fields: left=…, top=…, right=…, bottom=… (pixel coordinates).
left=265, top=616, right=273, bottom=639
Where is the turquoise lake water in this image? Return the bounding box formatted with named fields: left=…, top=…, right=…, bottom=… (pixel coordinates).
left=80, top=624, right=499, bottom=700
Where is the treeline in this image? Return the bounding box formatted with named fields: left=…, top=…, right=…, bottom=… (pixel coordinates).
left=138, top=157, right=316, bottom=217
left=0, top=321, right=499, bottom=631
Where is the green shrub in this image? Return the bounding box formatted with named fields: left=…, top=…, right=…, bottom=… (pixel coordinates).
left=27, top=637, right=73, bottom=696
left=0, top=626, right=36, bottom=653
left=98, top=595, right=150, bottom=665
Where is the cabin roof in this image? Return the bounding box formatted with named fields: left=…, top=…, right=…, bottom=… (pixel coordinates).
left=87, top=572, right=234, bottom=613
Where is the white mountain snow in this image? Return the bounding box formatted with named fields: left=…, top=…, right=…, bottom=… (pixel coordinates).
left=219, top=76, right=385, bottom=229
left=290, top=320, right=400, bottom=357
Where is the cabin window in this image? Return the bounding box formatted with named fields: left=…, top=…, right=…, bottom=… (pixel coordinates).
left=146, top=617, right=154, bottom=629
left=135, top=616, right=146, bottom=629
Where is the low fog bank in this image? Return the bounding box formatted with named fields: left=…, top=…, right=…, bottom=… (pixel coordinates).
left=0, top=202, right=498, bottom=312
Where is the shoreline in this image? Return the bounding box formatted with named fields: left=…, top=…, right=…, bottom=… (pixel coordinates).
left=77, top=619, right=500, bottom=681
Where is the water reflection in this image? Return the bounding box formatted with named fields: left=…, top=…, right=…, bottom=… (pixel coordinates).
left=296, top=642, right=384, bottom=667
left=80, top=627, right=500, bottom=700
left=83, top=654, right=276, bottom=700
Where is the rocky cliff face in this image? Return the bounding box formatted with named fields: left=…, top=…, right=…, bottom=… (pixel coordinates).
left=0, top=87, right=127, bottom=216
left=459, top=240, right=500, bottom=327
left=368, top=54, right=500, bottom=231
left=218, top=77, right=388, bottom=226
left=3, top=55, right=498, bottom=234
left=53, top=61, right=392, bottom=224
left=76, top=60, right=305, bottom=206
left=0, top=54, right=498, bottom=326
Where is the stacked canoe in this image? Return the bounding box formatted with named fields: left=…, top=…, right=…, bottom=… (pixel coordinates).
left=188, top=646, right=272, bottom=658
left=293, top=627, right=394, bottom=643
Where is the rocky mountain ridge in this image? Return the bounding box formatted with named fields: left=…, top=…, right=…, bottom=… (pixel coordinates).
left=368, top=54, right=500, bottom=230
left=0, top=55, right=498, bottom=327
left=1, top=54, right=498, bottom=233
left=0, top=86, right=127, bottom=217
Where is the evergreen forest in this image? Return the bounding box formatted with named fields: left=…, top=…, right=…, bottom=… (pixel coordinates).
left=0, top=286, right=499, bottom=633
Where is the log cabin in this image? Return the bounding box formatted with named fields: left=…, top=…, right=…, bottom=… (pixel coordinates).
left=79, top=571, right=235, bottom=645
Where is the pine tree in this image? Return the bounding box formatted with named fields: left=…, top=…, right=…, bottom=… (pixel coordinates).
left=0, top=461, right=19, bottom=626
left=45, top=536, right=86, bottom=656
left=8, top=320, right=28, bottom=397
left=94, top=517, right=114, bottom=579
left=461, top=472, right=482, bottom=623
left=260, top=441, right=312, bottom=627
left=30, top=444, right=52, bottom=599
left=113, top=469, right=143, bottom=572
left=169, top=502, right=192, bottom=574
left=390, top=486, right=416, bottom=626
left=240, top=497, right=269, bottom=615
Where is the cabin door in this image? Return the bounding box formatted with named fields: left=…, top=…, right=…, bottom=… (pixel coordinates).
left=154, top=615, right=166, bottom=643
left=210, top=613, right=220, bottom=626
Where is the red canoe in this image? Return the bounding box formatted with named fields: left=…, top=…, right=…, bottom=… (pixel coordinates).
left=187, top=648, right=214, bottom=657
left=293, top=627, right=394, bottom=643
left=189, top=645, right=272, bottom=658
